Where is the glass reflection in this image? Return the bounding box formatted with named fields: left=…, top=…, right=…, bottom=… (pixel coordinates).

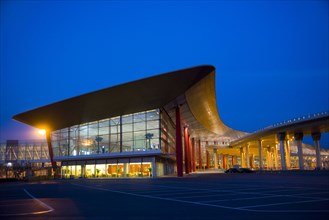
left=52, top=109, right=162, bottom=157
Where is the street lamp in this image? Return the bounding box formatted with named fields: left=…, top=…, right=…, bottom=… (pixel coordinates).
left=38, top=129, right=46, bottom=135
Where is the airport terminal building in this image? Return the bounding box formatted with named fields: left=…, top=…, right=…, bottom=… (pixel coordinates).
left=10, top=65, right=329, bottom=178
left=12, top=66, right=247, bottom=178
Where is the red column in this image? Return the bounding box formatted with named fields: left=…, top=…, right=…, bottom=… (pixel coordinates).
left=46, top=131, right=57, bottom=172
left=184, top=127, right=189, bottom=174
left=232, top=156, right=236, bottom=166
left=192, top=138, right=196, bottom=172
left=188, top=134, right=192, bottom=173
left=198, top=140, right=202, bottom=170
left=206, top=150, right=209, bottom=169
left=175, top=107, right=183, bottom=177
left=223, top=155, right=227, bottom=169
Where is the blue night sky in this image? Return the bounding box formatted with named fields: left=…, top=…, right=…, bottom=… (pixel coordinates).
left=1, top=0, right=328, bottom=147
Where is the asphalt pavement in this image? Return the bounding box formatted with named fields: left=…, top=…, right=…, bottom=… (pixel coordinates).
left=0, top=171, right=328, bottom=219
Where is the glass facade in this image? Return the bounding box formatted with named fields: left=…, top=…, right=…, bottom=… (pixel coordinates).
left=51, top=109, right=167, bottom=157
left=51, top=109, right=175, bottom=178
left=61, top=159, right=154, bottom=178
left=49, top=108, right=178, bottom=178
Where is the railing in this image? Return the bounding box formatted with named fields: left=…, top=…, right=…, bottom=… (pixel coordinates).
left=271, top=111, right=328, bottom=128
left=243, top=111, right=329, bottom=138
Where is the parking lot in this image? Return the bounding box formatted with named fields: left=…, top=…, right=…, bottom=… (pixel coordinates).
left=1, top=172, right=328, bottom=219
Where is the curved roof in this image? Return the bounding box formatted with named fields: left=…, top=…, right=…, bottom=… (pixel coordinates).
left=13, top=65, right=246, bottom=140
left=13, top=65, right=214, bottom=131
left=185, top=70, right=245, bottom=139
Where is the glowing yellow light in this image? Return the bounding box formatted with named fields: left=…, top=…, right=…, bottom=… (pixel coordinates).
left=38, top=129, right=46, bottom=135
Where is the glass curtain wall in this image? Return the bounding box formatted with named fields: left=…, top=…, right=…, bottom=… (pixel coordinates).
left=52, top=109, right=161, bottom=157
left=160, top=109, right=176, bottom=155
left=62, top=162, right=153, bottom=178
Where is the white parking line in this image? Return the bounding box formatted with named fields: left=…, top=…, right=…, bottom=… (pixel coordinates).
left=87, top=181, right=329, bottom=201
left=152, top=190, right=211, bottom=197
left=239, top=198, right=329, bottom=209
left=201, top=195, right=281, bottom=203
left=127, top=189, right=186, bottom=194
left=71, top=182, right=329, bottom=213
left=174, top=193, right=225, bottom=199
left=23, top=189, right=54, bottom=214
left=71, top=182, right=249, bottom=211
left=0, top=189, right=55, bottom=217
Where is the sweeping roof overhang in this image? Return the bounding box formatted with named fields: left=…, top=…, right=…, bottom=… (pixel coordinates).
left=13, top=65, right=216, bottom=131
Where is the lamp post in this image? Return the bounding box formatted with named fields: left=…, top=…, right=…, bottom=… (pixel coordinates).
left=95, top=136, right=103, bottom=154
left=145, top=133, right=154, bottom=150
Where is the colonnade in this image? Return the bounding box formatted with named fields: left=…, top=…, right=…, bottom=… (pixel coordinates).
left=175, top=106, right=326, bottom=176
left=276, top=132, right=323, bottom=170
left=238, top=132, right=324, bottom=171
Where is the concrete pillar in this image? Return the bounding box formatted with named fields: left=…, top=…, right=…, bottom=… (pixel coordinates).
left=151, top=157, right=156, bottom=178
left=266, top=148, right=273, bottom=169
left=294, top=133, right=304, bottom=170
left=245, top=144, right=250, bottom=168
left=277, top=132, right=287, bottom=170
left=175, top=106, right=183, bottom=177
left=273, top=144, right=279, bottom=170
left=214, top=149, right=218, bottom=169
left=184, top=127, right=189, bottom=174
left=312, top=133, right=322, bottom=169
left=258, top=140, right=263, bottom=170
left=285, top=140, right=291, bottom=169
left=250, top=154, right=254, bottom=168
left=269, top=149, right=274, bottom=169
left=198, top=140, right=202, bottom=170
left=240, top=147, right=245, bottom=167
left=123, top=163, right=128, bottom=177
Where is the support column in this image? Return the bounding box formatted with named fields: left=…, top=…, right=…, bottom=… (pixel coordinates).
left=214, top=149, right=218, bottom=169
left=269, top=148, right=274, bottom=169
left=277, top=132, right=287, bottom=170
left=46, top=131, right=57, bottom=173
left=294, top=133, right=304, bottom=170
left=245, top=144, right=250, bottom=168
left=258, top=140, right=263, bottom=171
left=232, top=155, right=236, bottom=167
left=188, top=135, right=192, bottom=173
left=187, top=135, right=191, bottom=173
left=285, top=140, right=291, bottom=169
left=266, top=148, right=272, bottom=170
left=240, top=147, right=245, bottom=168
left=151, top=157, right=156, bottom=178
left=198, top=140, right=202, bottom=170
left=175, top=107, right=183, bottom=177
left=250, top=154, right=254, bottom=168
left=312, top=133, right=322, bottom=169
left=192, top=138, right=196, bottom=172
left=274, top=144, right=279, bottom=170
left=206, top=150, right=210, bottom=169
left=184, top=127, right=189, bottom=174
left=222, top=154, right=227, bottom=169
